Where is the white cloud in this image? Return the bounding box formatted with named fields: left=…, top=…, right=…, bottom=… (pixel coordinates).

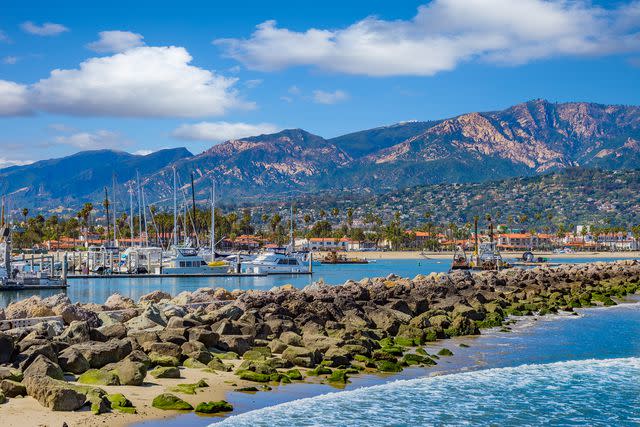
left=172, top=121, right=280, bottom=142
left=30, top=46, right=252, bottom=117
left=216, top=0, right=640, bottom=77
left=21, top=21, right=69, bottom=36
left=87, top=30, right=145, bottom=53
left=2, top=56, right=19, bottom=65
left=244, top=78, right=263, bottom=88
left=0, top=80, right=31, bottom=115
left=54, top=130, right=126, bottom=149
left=133, top=149, right=153, bottom=156
left=48, top=123, right=75, bottom=132
left=0, top=158, right=33, bottom=169
left=313, top=89, right=348, bottom=104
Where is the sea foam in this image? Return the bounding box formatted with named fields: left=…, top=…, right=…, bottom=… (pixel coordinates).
left=213, top=358, right=640, bottom=426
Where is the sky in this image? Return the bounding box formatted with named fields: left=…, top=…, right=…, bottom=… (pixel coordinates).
left=1, top=0, right=639, bottom=167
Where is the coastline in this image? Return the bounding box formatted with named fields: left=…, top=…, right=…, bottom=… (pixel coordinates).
left=135, top=297, right=640, bottom=427
left=332, top=250, right=640, bottom=260
left=1, top=260, right=638, bottom=427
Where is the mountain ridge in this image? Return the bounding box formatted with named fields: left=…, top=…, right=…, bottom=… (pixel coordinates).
left=3, top=99, right=640, bottom=212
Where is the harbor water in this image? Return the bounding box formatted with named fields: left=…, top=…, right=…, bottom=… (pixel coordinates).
left=0, top=256, right=636, bottom=307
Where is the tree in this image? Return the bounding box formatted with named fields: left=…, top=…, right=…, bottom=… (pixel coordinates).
left=21, top=208, right=29, bottom=223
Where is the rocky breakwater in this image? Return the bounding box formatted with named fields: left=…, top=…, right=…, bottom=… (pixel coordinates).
left=0, top=260, right=638, bottom=419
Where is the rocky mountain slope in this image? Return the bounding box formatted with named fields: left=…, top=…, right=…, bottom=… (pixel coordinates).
left=3, top=100, right=640, bottom=211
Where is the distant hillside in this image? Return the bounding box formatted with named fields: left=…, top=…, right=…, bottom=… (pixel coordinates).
left=283, top=168, right=640, bottom=229
left=3, top=99, right=640, bottom=211
left=0, top=148, right=192, bottom=211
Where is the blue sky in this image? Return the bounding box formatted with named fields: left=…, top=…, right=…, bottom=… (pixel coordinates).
left=1, top=0, right=639, bottom=166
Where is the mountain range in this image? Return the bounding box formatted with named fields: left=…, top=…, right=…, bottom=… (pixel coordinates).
left=3, top=99, right=640, bottom=213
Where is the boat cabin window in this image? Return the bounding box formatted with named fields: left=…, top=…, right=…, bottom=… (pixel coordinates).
left=201, top=261, right=207, bottom=266
left=277, top=258, right=299, bottom=265
left=180, top=261, right=186, bottom=267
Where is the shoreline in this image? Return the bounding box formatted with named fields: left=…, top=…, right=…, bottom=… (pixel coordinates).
left=136, top=298, right=640, bottom=427
left=0, top=260, right=638, bottom=427
left=328, top=250, right=640, bottom=260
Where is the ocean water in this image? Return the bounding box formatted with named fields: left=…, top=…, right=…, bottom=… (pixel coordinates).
left=215, top=357, right=640, bottom=427
left=131, top=299, right=640, bottom=427
left=0, top=256, right=634, bottom=307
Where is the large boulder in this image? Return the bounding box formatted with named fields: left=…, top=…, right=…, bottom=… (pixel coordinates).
left=5, top=296, right=55, bottom=319
left=55, top=304, right=100, bottom=327
left=104, top=293, right=136, bottom=310
left=139, top=290, right=172, bottom=304
left=142, top=342, right=182, bottom=358
left=188, top=328, right=218, bottom=348
left=125, top=304, right=167, bottom=332
left=23, top=354, right=64, bottom=380
left=0, top=379, right=26, bottom=397
left=70, top=339, right=132, bottom=368
left=112, top=359, right=147, bottom=386
left=281, top=345, right=321, bottom=368
left=24, top=375, right=87, bottom=411
left=57, top=321, right=91, bottom=344
left=216, top=335, right=253, bottom=355
left=96, top=322, right=127, bottom=340
left=0, top=332, right=14, bottom=363
left=58, top=347, right=90, bottom=374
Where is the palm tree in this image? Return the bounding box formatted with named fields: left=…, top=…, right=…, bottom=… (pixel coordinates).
left=21, top=208, right=29, bottom=224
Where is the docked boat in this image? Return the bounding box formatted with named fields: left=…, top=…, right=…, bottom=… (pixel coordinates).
left=450, top=246, right=471, bottom=271
left=321, top=251, right=368, bottom=264
left=470, top=241, right=512, bottom=271
left=161, top=246, right=229, bottom=275
left=242, top=250, right=311, bottom=274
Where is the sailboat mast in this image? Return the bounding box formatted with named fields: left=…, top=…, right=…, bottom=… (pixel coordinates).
left=129, top=184, right=134, bottom=248
left=190, top=172, right=197, bottom=244
left=112, top=174, right=117, bottom=245
left=136, top=171, right=143, bottom=247
left=104, top=187, right=111, bottom=246
left=210, top=179, right=215, bottom=258
left=290, top=204, right=294, bottom=252
left=173, top=167, right=177, bottom=247
left=141, top=186, right=149, bottom=247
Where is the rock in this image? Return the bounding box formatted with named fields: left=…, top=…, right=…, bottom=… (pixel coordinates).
left=152, top=393, right=193, bottom=410
left=23, top=375, right=88, bottom=410
left=150, top=366, right=181, bottom=379
left=167, top=316, right=200, bottom=329
left=57, top=321, right=91, bottom=344
left=112, top=359, right=147, bottom=386
left=107, top=393, right=136, bottom=414
left=216, top=335, right=254, bottom=355
left=96, top=322, right=127, bottom=340
left=23, top=354, right=64, bottom=380
left=55, top=304, right=100, bottom=327
left=181, top=340, right=206, bottom=355
left=148, top=353, right=180, bottom=367
left=268, top=339, right=287, bottom=354
left=207, top=358, right=231, bottom=372
left=104, top=293, right=136, bottom=310
left=327, top=369, right=349, bottom=384
left=188, top=328, right=218, bottom=348
left=374, top=360, right=403, bottom=372
left=5, top=296, right=55, bottom=319
left=279, top=331, right=303, bottom=347
left=323, top=346, right=352, bottom=367
left=195, top=400, right=233, bottom=413
left=143, top=342, right=182, bottom=358
left=125, top=304, right=167, bottom=331
left=139, top=290, right=172, bottom=304
left=281, top=345, right=320, bottom=368
left=58, top=348, right=90, bottom=374
left=437, top=348, right=453, bottom=356
left=158, top=329, right=188, bottom=346
left=0, top=367, right=22, bottom=382
left=0, top=333, right=14, bottom=363
left=167, top=379, right=208, bottom=395
left=78, top=369, right=120, bottom=386
left=1, top=379, right=27, bottom=397
left=70, top=339, right=132, bottom=368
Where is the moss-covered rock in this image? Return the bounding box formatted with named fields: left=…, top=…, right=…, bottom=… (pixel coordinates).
left=327, top=369, right=349, bottom=384
left=437, top=348, right=453, bottom=356
left=195, top=400, right=233, bottom=413
left=168, top=379, right=209, bottom=395
left=152, top=393, right=193, bottom=411
left=285, top=369, right=303, bottom=380
left=214, top=351, right=239, bottom=360
left=182, top=358, right=208, bottom=369
left=149, top=352, right=180, bottom=367
left=236, top=370, right=271, bottom=382
left=308, top=366, right=332, bottom=376
left=375, top=360, right=402, bottom=372
left=150, top=366, right=181, bottom=379
left=77, top=369, right=120, bottom=386
left=207, top=358, right=232, bottom=372
left=401, top=353, right=436, bottom=366
left=235, top=386, right=259, bottom=392
left=107, top=393, right=137, bottom=414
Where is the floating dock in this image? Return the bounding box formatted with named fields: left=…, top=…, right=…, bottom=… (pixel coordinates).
left=66, top=271, right=312, bottom=279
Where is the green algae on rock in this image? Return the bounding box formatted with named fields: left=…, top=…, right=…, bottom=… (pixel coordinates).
left=152, top=393, right=193, bottom=410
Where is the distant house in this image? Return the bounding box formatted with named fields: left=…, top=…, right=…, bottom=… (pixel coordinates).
left=297, top=237, right=352, bottom=251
